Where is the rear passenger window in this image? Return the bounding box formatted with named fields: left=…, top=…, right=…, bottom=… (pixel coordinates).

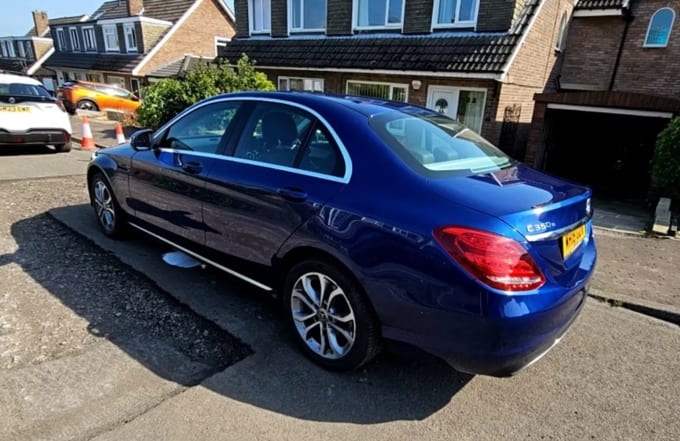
left=232, top=102, right=346, bottom=179
left=234, top=102, right=313, bottom=168
left=298, top=124, right=345, bottom=178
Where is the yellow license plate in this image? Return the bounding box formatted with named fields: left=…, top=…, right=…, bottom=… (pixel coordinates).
left=0, top=106, right=31, bottom=112
left=562, top=224, right=586, bottom=259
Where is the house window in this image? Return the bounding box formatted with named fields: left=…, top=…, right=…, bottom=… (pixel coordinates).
left=8, top=41, right=16, bottom=58
left=644, top=8, right=675, bottom=47
left=346, top=80, right=408, bottom=102
left=291, top=0, right=327, bottom=31
left=56, top=28, right=67, bottom=51
left=124, top=23, right=138, bottom=52
left=355, top=0, right=403, bottom=28
left=18, top=41, right=25, bottom=58
left=250, top=0, right=271, bottom=33
left=69, top=28, right=80, bottom=51
left=456, top=89, right=485, bottom=133
left=103, top=25, right=120, bottom=51
left=279, top=76, right=324, bottom=92
left=0, top=41, right=7, bottom=57
left=25, top=41, right=34, bottom=58
left=215, top=37, right=230, bottom=56
left=83, top=27, right=97, bottom=51
left=434, top=0, right=479, bottom=27
left=555, top=12, right=568, bottom=51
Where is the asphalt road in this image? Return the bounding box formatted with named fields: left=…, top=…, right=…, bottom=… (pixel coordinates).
left=1, top=149, right=679, bottom=440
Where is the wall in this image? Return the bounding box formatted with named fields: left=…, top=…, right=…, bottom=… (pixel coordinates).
left=140, top=0, right=235, bottom=75
left=260, top=67, right=500, bottom=142
left=141, top=22, right=171, bottom=54
left=560, top=16, right=625, bottom=90
left=498, top=0, right=574, bottom=157
left=614, top=0, right=680, bottom=99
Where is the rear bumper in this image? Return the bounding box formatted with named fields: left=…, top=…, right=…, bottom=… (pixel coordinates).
left=382, top=280, right=592, bottom=377
left=439, top=286, right=588, bottom=376
left=0, top=129, right=71, bottom=146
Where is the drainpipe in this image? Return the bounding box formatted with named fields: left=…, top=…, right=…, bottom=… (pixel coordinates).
left=609, top=6, right=634, bottom=91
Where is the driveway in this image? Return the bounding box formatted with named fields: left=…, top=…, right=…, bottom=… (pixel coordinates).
left=0, top=151, right=678, bottom=440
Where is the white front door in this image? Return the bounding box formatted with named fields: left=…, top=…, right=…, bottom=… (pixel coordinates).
left=427, top=86, right=459, bottom=119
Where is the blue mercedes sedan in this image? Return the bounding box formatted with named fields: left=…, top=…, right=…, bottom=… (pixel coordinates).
left=87, top=92, right=596, bottom=376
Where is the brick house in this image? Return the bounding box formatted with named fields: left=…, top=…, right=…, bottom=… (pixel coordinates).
left=527, top=0, right=680, bottom=200
left=219, top=0, right=575, bottom=157
left=42, top=0, right=235, bottom=95
left=0, top=12, right=89, bottom=92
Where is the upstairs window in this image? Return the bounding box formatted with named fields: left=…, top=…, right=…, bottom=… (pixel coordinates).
left=17, top=41, right=25, bottom=58
left=355, top=0, right=403, bottom=28
left=56, top=28, right=67, bottom=51
left=291, top=0, right=326, bottom=31
left=69, top=28, right=80, bottom=51
left=124, top=23, right=138, bottom=52
left=434, top=0, right=479, bottom=28
left=645, top=8, right=675, bottom=47
left=0, top=41, right=7, bottom=57
left=25, top=41, right=34, bottom=58
left=250, top=0, right=271, bottom=33
left=83, top=27, right=97, bottom=51
left=103, top=25, right=120, bottom=51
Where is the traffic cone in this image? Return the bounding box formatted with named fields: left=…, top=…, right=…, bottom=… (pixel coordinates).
left=115, top=122, right=126, bottom=144
left=80, top=115, right=96, bottom=149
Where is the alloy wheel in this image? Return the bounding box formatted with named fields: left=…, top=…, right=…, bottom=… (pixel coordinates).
left=290, top=272, right=357, bottom=360
left=93, top=179, right=116, bottom=233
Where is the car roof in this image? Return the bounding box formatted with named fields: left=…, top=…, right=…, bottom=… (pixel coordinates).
left=205, top=91, right=438, bottom=119
left=0, top=74, right=42, bottom=86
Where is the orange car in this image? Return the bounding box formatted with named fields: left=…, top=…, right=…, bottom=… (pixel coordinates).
left=57, top=80, right=141, bottom=114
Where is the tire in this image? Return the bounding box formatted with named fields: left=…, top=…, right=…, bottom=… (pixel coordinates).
left=90, top=172, right=126, bottom=238
left=283, top=260, right=381, bottom=371
left=54, top=142, right=72, bottom=153
left=77, top=99, right=99, bottom=111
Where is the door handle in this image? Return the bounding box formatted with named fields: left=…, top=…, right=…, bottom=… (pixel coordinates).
left=278, top=187, right=308, bottom=202
left=182, top=161, right=203, bottom=174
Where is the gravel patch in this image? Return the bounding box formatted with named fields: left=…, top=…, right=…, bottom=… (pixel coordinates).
left=0, top=176, right=251, bottom=384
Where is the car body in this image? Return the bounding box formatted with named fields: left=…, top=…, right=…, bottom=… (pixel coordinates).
left=0, top=74, right=72, bottom=152
left=57, top=80, right=141, bottom=114
left=87, top=92, right=596, bottom=376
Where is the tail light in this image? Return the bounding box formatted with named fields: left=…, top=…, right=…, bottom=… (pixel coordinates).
left=434, top=226, right=545, bottom=292
left=55, top=98, right=67, bottom=113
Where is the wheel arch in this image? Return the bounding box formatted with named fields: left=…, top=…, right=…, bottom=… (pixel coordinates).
left=273, top=245, right=381, bottom=323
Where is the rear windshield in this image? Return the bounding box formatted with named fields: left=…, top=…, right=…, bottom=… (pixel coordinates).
left=370, top=111, right=513, bottom=177
left=0, top=82, right=54, bottom=105
left=0, top=83, right=52, bottom=98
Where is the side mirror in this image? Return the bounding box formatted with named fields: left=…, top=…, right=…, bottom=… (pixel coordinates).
left=132, top=95, right=140, bottom=102
left=130, top=129, right=154, bottom=151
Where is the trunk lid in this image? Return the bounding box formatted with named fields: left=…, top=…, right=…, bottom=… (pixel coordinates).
left=428, top=164, right=592, bottom=286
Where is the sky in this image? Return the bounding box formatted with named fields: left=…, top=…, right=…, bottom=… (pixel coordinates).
left=0, top=0, right=234, bottom=37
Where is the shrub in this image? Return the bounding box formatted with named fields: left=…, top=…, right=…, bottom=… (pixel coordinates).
left=651, top=117, right=680, bottom=204
left=137, top=54, right=275, bottom=129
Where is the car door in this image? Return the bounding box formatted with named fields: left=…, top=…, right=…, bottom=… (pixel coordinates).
left=128, top=100, right=243, bottom=244
left=203, top=100, right=349, bottom=271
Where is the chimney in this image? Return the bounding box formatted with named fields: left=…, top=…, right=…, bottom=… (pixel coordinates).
left=32, top=10, right=49, bottom=37
left=127, top=0, right=144, bottom=16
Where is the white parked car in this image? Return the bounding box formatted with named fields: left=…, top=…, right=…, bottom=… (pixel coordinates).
left=0, top=74, right=72, bottom=152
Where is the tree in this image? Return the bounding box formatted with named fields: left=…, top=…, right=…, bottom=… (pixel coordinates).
left=651, top=116, right=680, bottom=209
left=137, top=54, right=275, bottom=129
